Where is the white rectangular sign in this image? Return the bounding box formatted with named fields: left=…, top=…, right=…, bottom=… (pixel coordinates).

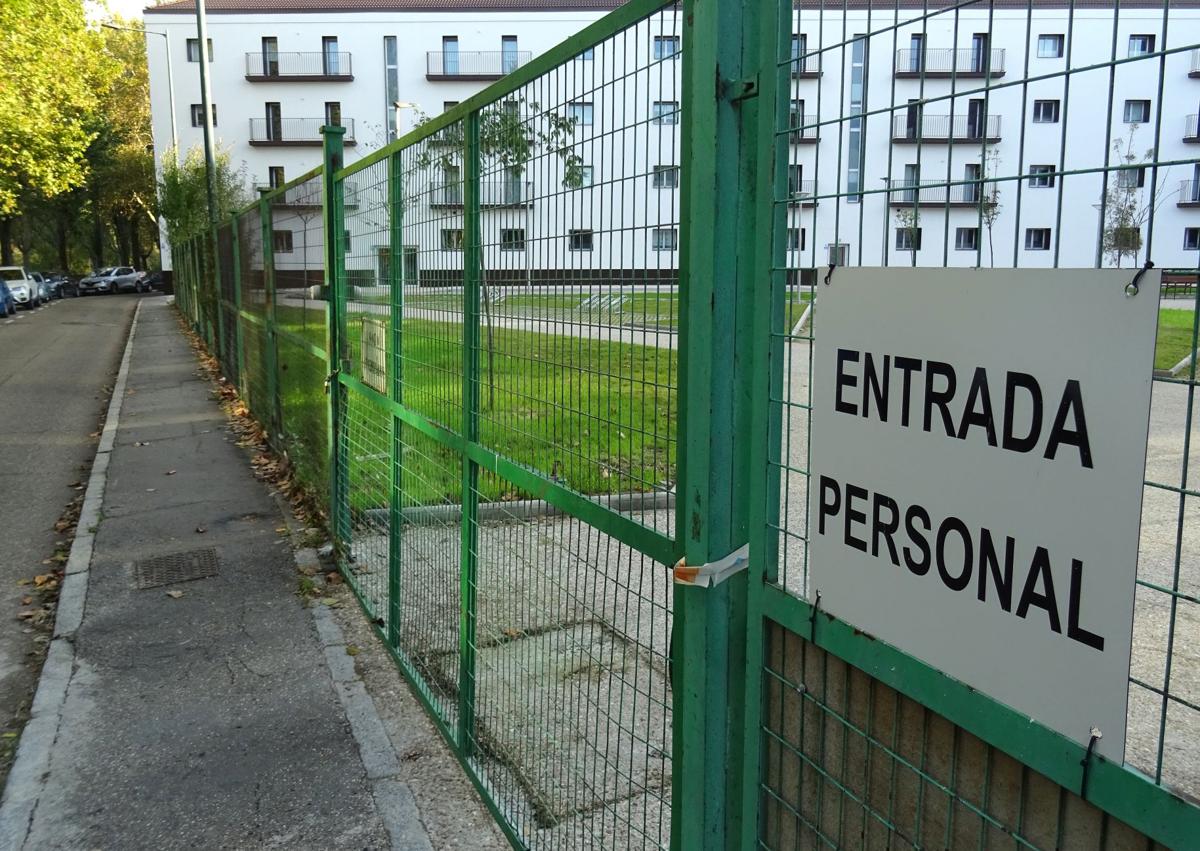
left=807, top=267, right=1160, bottom=761
left=361, top=318, right=388, bottom=394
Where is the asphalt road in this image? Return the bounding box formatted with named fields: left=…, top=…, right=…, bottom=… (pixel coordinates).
left=0, top=294, right=138, bottom=784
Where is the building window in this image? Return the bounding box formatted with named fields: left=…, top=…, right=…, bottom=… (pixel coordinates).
left=441, top=36, right=459, bottom=74
left=261, top=37, right=279, bottom=75
left=788, top=164, right=807, bottom=198
left=569, top=229, right=594, bottom=251
left=787, top=228, right=806, bottom=251
left=653, top=36, right=680, bottom=60
left=272, top=230, right=293, bottom=253
left=652, top=228, right=678, bottom=251
left=500, top=228, right=526, bottom=251
left=847, top=35, right=866, bottom=201
left=827, top=243, right=849, bottom=265
left=579, top=165, right=594, bottom=187
left=652, top=165, right=680, bottom=189
left=1025, top=228, right=1052, bottom=251
left=1128, top=34, right=1155, bottom=57
left=187, top=37, right=213, bottom=62
left=895, top=227, right=922, bottom=251
left=268, top=166, right=285, bottom=188
left=325, top=101, right=342, bottom=127
left=190, top=104, right=216, bottom=127
left=791, top=33, right=810, bottom=72
left=1123, top=99, right=1150, bottom=124
left=502, top=35, right=519, bottom=73
left=343, top=230, right=351, bottom=252
left=1184, top=228, right=1200, bottom=251
left=567, top=101, right=593, bottom=126
left=1032, top=99, right=1060, bottom=123
left=577, top=47, right=594, bottom=61
left=1029, top=164, right=1056, bottom=188
left=322, top=36, right=341, bottom=75
left=441, top=229, right=464, bottom=251
left=652, top=101, right=679, bottom=124
left=955, top=227, right=979, bottom=251
left=1037, top=34, right=1064, bottom=58
left=384, top=36, right=399, bottom=141
left=1116, top=167, right=1146, bottom=188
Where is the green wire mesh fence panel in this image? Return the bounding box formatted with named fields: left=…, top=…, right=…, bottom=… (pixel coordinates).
left=270, top=173, right=329, bottom=509
left=216, top=222, right=238, bottom=385
left=237, top=207, right=270, bottom=424
left=326, top=2, right=681, bottom=845
left=754, top=0, right=1200, bottom=846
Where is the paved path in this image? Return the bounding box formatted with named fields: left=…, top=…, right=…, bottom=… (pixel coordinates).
left=0, top=298, right=429, bottom=849
left=0, top=294, right=138, bottom=784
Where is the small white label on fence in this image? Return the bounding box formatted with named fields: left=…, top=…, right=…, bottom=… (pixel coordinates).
left=362, top=318, right=388, bottom=394
left=807, top=267, right=1160, bottom=762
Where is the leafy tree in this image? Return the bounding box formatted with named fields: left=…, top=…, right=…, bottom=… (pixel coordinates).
left=978, top=150, right=1002, bottom=268
left=0, top=0, right=116, bottom=261
left=893, top=205, right=920, bottom=267
left=159, top=145, right=250, bottom=244
left=1100, top=126, right=1169, bottom=268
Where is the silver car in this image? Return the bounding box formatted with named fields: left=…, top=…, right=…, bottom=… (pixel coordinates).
left=0, top=266, right=40, bottom=308
left=78, top=267, right=139, bottom=295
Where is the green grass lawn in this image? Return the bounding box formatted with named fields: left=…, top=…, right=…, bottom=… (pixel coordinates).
left=1156, top=308, right=1199, bottom=372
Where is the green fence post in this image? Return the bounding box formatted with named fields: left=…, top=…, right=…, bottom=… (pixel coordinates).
left=673, top=0, right=768, bottom=847
left=231, top=216, right=245, bottom=391
left=387, top=148, right=405, bottom=650
left=261, top=198, right=281, bottom=442
left=458, top=110, right=482, bottom=755
left=322, top=126, right=348, bottom=547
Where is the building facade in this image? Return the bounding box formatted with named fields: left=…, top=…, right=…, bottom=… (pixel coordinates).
left=144, top=0, right=1200, bottom=279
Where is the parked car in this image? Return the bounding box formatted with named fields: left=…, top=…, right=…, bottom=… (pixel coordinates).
left=0, top=280, right=14, bottom=317
left=33, top=272, right=63, bottom=299
left=0, top=266, right=40, bottom=308
left=47, top=273, right=77, bottom=297
left=79, top=267, right=139, bottom=295
left=140, top=271, right=164, bottom=291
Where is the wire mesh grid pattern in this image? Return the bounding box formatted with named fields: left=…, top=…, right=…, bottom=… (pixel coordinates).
left=759, top=0, right=1200, bottom=843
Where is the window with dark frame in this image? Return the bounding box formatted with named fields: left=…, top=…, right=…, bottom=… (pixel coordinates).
left=1128, top=34, right=1155, bottom=57
left=652, top=165, right=680, bottom=189
left=1184, top=228, right=1200, bottom=251
left=187, top=38, right=213, bottom=62
left=268, top=166, right=285, bottom=188
left=653, top=36, right=680, bottom=60
left=1037, top=34, right=1064, bottom=58
left=652, top=101, right=679, bottom=124
left=895, top=227, right=922, bottom=251
left=955, top=227, right=979, bottom=251
left=652, top=228, right=678, bottom=251
left=569, top=229, right=594, bottom=251
left=787, top=228, right=806, bottom=251
left=500, top=229, right=526, bottom=251
left=1025, top=228, right=1052, bottom=250
left=190, top=103, right=216, bottom=127
left=566, top=102, right=593, bottom=126
left=441, top=229, right=464, bottom=251
left=272, top=230, right=293, bottom=253
left=1123, top=99, right=1150, bottom=123
left=1116, top=167, right=1146, bottom=189
left=1032, top=99, right=1060, bottom=123
left=1029, top=164, right=1056, bottom=188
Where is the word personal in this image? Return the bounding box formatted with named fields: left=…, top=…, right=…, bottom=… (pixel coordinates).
left=816, top=475, right=1106, bottom=652
left=833, top=350, right=1093, bottom=468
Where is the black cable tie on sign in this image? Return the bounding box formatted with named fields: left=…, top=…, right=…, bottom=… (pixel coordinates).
left=824, top=263, right=836, bottom=286
left=809, top=590, right=821, bottom=643
left=1079, top=726, right=1102, bottom=798
left=1125, top=259, right=1153, bottom=297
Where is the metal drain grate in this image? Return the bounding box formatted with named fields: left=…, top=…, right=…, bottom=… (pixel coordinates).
left=133, top=548, right=219, bottom=590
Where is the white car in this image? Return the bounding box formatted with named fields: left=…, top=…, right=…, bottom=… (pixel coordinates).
left=79, top=266, right=141, bottom=295
left=0, top=266, right=40, bottom=308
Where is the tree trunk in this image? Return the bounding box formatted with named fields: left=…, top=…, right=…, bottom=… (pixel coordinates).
left=131, top=217, right=144, bottom=269
left=56, top=210, right=70, bottom=271
left=90, top=210, right=105, bottom=269
left=0, top=218, right=12, bottom=265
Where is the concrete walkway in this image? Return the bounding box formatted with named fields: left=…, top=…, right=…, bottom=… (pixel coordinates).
left=0, top=298, right=433, bottom=849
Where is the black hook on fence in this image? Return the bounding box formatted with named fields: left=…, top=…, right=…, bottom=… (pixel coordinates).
left=809, top=590, right=821, bottom=643
left=1079, top=727, right=1102, bottom=798
left=824, top=264, right=837, bottom=286
left=1125, top=259, right=1154, bottom=297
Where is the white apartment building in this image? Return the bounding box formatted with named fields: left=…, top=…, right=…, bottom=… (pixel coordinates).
left=144, top=0, right=1200, bottom=282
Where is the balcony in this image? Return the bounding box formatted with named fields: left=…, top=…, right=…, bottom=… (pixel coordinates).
left=883, top=179, right=996, bottom=206
left=787, top=113, right=820, bottom=143
left=790, top=57, right=821, bottom=79
left=254, top=180, right=358, bottom=207
left=1179, top=180, right=1200, bottom=207
left=895, top=48, right=1005, bottom=78
left=1186, top=115, right=1199, bottom=143
left=249, top=118, right=356, bottom=146
left=1191, top=49, right=1200, bottom=78
left=787, top=180, right=817, bottom=206
left=244, top=51, right=353, bottom=81
left=892, top=114, right=1001, bottom=143
left=426, top=50, right=532, bottom=81
left=428, top=181, right=534, bottom=208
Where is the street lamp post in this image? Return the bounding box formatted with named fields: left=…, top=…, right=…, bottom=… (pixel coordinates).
left=103, top=23, right=177, bottom=164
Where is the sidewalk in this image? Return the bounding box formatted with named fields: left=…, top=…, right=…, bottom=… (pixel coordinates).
left=0, top=298, right=453, bottom=849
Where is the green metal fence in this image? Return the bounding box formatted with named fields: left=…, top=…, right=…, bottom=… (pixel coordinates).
left=171, top=0, right=1198, bottom=847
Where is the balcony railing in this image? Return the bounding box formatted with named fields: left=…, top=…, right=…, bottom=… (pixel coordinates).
left=1180, top=180, right=1200, bottom=207
left=244, top=51, right=353, bottom=81
left=426, top=50, right=532, bottom=80
left=892, top=113, right=1001, bottom=142
left=883, top=179, right=996, bottom=206
left=249, top=117, right=356, bottom=146
left=895, top=48, right=1005, bottom=77
left=789, top=56, right=821, bottom=78
left=428, top=180, right=534, bottom=208
left=255, top=180, right=358, bottom=206
left=1186, top=115, right=1199, bottom=142
left=787, top=180, right=817, bottom=205
left=1191, top=49, right=1200, bottom=77
left=787, top=113, right=820, bottom=142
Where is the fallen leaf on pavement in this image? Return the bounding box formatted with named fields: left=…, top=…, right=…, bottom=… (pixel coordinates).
left=195, top=526, right=207, bottom=534
left=319, top=597, right=341, bottom=608
left=16, top=579, right=30, bottom=587
left=346, top=645, right=359, bottom=656
left=16, top=611, right=35, bottom=620
left=33, top=575, right=51, bottom=587
left=165, top=590, right=184, bottom=599
left=325, top=572, right=343, bottom=586
left=20, top=596, right=31, bottom=605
